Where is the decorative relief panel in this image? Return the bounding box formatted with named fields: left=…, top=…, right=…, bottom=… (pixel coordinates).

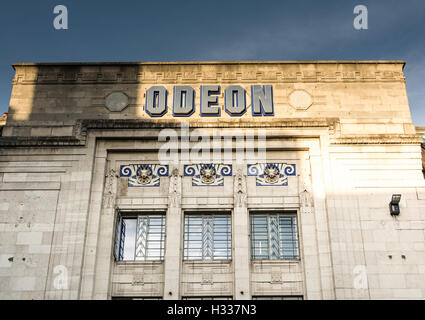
left=201, top=273, right=214, bottom=285
left=103, top=168, right=118, bottom=209
left=120, top=164, right=169, bottom=187
left=105, top=92, right=129, bottom=112
left=288, top=89, right=313, bottom=110
left=251, top=261, right=304, bottom=296
left=132, top=273, right=145, bottom=287
left=270, top=272, right=283, bottom=284
left=234, top=168, right=247, bottom=208
left=247, top=163, right=296, bottom=186
left=111, top=262, right=164, bottom=297
left=184, top=164, right=232, bottom=186
left=181, top=262, right=233, bottom=296
left=168, top=168, right=182, bottom=208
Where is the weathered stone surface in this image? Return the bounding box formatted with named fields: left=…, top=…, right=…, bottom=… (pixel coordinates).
left=105, top=92, right=129, bottom=112
left=1, top=61, right=425, bottom=300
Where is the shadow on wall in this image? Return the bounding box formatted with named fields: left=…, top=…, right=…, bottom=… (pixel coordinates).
left=2, top=62, right=425, bottom=300
left=0, top=63, right=158, bottom=299
left=4, top=63, right=172, bottom=138
left=0, top=113, right=7, bottom=136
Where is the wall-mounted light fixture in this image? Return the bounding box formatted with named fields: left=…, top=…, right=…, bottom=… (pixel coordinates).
left=389, top=194, right=401, bottom=216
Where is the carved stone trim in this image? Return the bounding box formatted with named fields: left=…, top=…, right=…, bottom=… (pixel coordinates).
left=201, top=273, right=214, bottom=286
left=0, top=136, right=82, bottom=147
left=103, top=168, right=118, bottom=209
left=184, top=164, right=232, bottom=187
left=12, top=67, right=406, bottom=85
left=248, top=163, right=296, bottom=186
left=299, top=168, right=314, bottom=212
left=270, top=272, right=283, bottom=284
left=234, top=168, right=247, bottom=208
left=168, top=168, right=182, bottom=208
left=131, top=273, right=145, bottom=287
left=120, top=164, right=169, bottom=187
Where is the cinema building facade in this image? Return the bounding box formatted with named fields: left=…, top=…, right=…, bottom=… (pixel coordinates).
left=1, top=61, right=425, bottom=300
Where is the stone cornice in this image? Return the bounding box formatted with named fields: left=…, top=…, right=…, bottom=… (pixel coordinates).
left=12, top=70, right=405, bottom=85
left=330, top=135, right=422, bottom=145
left=11, top=61, right=406, bottom=85
left=12, top=60, right=406, bottom=67
left=0, top=119, right=421, bottom=147
left=0, top=136, right=82, bottom=147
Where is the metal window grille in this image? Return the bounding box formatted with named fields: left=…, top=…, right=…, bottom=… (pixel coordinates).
left=135, top=215, right=165, bottom=261
left=252, top=296, right=303, bottom=300
left=119, top=218, right=126, bottom=260
left=115, top=214, right=165, bottom=261
left=183, top=214, right=232, bottom=261
left=111, top=297, right=163, bottom=300
left=114, top=215, right=125, bottom=261
left=183, top=297, right=233, bottom=300
left=250, top=213, right=299, bottom=260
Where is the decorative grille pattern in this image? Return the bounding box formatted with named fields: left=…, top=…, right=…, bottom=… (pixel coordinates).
left=115, top=214, right=165, bottom=261
left=184, top=214, right=232, bottom=260
left=250, top=213, right=299, bottom=260
left=135, top=215, right=165, bottom=261
left=252, top=296, right=303, bottom=300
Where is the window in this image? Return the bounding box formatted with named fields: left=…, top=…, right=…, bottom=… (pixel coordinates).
left=421, top=144, right=425, bottom=178
left=252, top=296, right=303, bottom=300
left=114, top=213, right=165, bottom=261
left=183, top=297, right=233, bottom=300
left=250, top=212, right=299, bottom=260
left=112, top=297, right=163, bottom=300
left=184, top=213, right=232, bottom=261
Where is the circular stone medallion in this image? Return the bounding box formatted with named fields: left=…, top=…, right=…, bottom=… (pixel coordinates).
left=105, top=92, right=129, bottom=112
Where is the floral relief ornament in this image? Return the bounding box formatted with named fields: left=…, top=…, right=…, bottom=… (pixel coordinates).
left=200, top=165, right=217, bottom=184
left=136, top=166, right=152, bottom=185
left=247, top=163, right=296, bottom=186
left=184, top=164, right=232, bottom=186
left=120, top=164, right=169, bottom=187
left=264, top=164, right=280, bottom=184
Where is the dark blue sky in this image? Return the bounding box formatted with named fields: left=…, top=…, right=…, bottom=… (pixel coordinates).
left=0, top=0, right=424, bottom=124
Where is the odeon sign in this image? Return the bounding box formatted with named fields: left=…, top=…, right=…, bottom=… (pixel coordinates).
left=144, top=85, right=273, bottom=117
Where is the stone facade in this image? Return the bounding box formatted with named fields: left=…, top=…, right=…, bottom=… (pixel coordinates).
left=0, top=61, right=425, bottom=300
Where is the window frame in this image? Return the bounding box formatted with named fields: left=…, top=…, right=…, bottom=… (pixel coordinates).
left=182, top=296, right=233, bottom=300
left=111, top=296, right=163, bottom=300
left=183, top=211, right=233, bottom=261
left=249, top=210, right=300, bottom=261
left=252, top=296, right=303, bottom=300
left=114, top=210, right=166, bottom=262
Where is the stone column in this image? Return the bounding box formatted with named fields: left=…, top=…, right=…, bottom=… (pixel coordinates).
left=298, top=162, right=322, bottom=300
left=233, top=167, right=251, bottom=299
left=310, top=149, right=336, bottom=299
left=163, top=168, right=182, bottom=300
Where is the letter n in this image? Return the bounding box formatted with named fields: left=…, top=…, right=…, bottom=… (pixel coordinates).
left=251, top=85, right=273, bottom=116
